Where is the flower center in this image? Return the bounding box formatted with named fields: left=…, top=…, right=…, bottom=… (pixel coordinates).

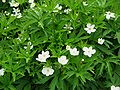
left=47, top=69, right=49, bottom=72
left=88, top=50, right=91, bottom=53
left=43, top=54, right=46, bottom=58
left=89, top=27, right=92, bottom=31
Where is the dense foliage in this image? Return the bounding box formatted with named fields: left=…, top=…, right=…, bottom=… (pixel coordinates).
left=0, top=0, right=120, bottom=90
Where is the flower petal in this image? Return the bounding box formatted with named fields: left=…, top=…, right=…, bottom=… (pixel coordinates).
left=83, top=47, right=88, bottom=51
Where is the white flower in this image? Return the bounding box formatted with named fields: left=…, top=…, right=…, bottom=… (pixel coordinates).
left=11, top=14, right=16, bottom=16
left=111, top=85, right=116, bottom=90
left=98, top=38, right=105, bottom=45
left=28, top=42, right=32, bottom=45
left=83, top=1, right=88, bottom=6
left=64, top=8, right=72, bottom=14
left=115, top=87, right=120, bottom=90
left=42, top=4, right=47, bottom=7
left=2, top=0, right=6, bottom=3
left=58, top=56, right=68, bottom=65
left=30, top=45, right=33, bottom=49
left=83, top=46, right=96, bottom=57
left=69, top=31, right=71, bottom=33
left=36, top=54, right=46, bottom=62
left=28, top=0, right=34, bottom=3
left=105, top=11, right=115, bottom=20
left=81, top=59, right=84, bottom=61
left=4, top=11, right=7, bottom=14
left=17, top=37, right=21, bottom=41
left=41, top=51, right=50, bottom=59
left=9, top=0, right=19, bottom=7
left=53, top=4, right=62, bottom=12
left=28, top=38, right=30, bottom=40
left=36, top=51, right=50, bottom=62
left=6, top=12, right=10, bottom=16
left=55, top=4, right=62, bottom=10
left=12, top=8, right=22, bottom=18
left=4, top=28, right=6, bottom=30
left=84, top=23, right=96, bottom=34
left=17, top=13, right=22, bottom=18
left=0, top=68, right=5, bottom=76
left=42, top=67, right=54, bottom=76
left=24, top=46, right=27, bottom=49
left=63, top=24, right=73, bottom=30
left=13, top=8, right=20, bottom=14
left=70, top=48, right=79, bottom=56
left=30, top=3, right=35, bottom=8
left=66, top=45, right=71, bottom=50
left=24, top=43, right=33, bottom=50
left=111, top=85, right=120, bottom=90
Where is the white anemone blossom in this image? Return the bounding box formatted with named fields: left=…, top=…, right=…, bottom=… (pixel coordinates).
left=55, top=4, right=62, bottom=10
left=105, top=11, right=115, bottom=20
left=63, top=24, right=73, bottom=30
left=12, top=8, right=20, bottom=15
left=83, top=46, right=96, bottom=57
left=0, top=68, right=5, bottom=76
left=66, top=45, right=71, bottom=50
left=64, top=8, right=72, bottom=14
left=30, top=3, right=36, bottom=8
left=36, top=51, right=50, bottom=62
left=81, top=59, right=84, bottom=62
left=42, top=67, right=54, bottom=76
left=28, top=0, right=35, bottom=8
left=24, top=42, right=33, bottom=50
left=12, top=8, right=22, bottom=18
left=28, top=0, right=34, bottom=3
left=84, top=23, right=96, bottom=34
left=111, top=85, right=120, bottom=90
left=70, top=48, right=79, bottom=56
left=2, top=0, right=6, bottom=3
left=98, top=38, right=105, bottom=45
left=9, top=0, right=19, bottom=7
left=53, top=4, right=62, bottom=12
left=58, top=56, right=68, bottom=65
left=4, top=11, right=10, bottom=16
left=83, top=1, right=88, bottom=6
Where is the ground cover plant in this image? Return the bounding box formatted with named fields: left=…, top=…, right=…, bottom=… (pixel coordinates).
left=0, top=0, right=120, bottom=90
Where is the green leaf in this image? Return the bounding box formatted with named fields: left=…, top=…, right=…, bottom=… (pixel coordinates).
left=35, top=76, right=53, bottom=84
left=73, top=36, right=90, bottom=43
left=80, top=74, right=86, bottom=84
left=103, top=29, right=112, bottom=37
left=62, top=71, right=75, bottom=79
left=56, top=77, right=65, bottom=90
left=106, top=62, right=112, bottom=80
left=8, top=85, right=16, bottom=90
left=0, top=84, right=4, bottom=89
left=38, top=21, right=44, bottom=29
left=96, top=45, right=113, bottom=55
left=12, top=73, right=16, bottom=82
left=116, top=32, right=120, bottom=44
left=16, top=0, right=26, bottom=4
left=98, top=63, right=105, bottom=76
left=7, top=16, right=16, bottom=25
left=49, top=76, right=58, bottom=90
left=15, top=79, right=29, bottom=90
left=4, top=87, right=10, bottom=90
left=23, top=83, right=31, bottom=90
left=72, top=78, right=78, bottom=90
